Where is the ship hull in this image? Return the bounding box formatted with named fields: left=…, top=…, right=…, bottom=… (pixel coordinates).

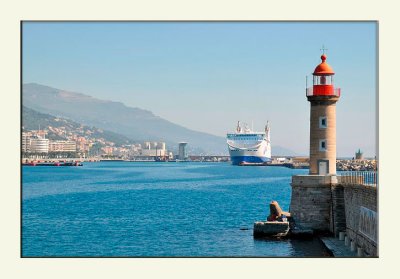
left=228, top=141, right=271, bottom=165
left=230, top=155, right=271, bottom=165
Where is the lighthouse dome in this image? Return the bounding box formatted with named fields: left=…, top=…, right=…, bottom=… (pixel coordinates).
left=313, top=54, right=335, bottom=76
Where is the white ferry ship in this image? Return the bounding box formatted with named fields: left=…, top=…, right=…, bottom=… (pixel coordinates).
left=226, top=121, right=271, bottom=165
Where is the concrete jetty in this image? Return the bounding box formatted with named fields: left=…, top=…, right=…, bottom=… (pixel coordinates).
left=289, top=174, right=378, bottom=256
left=253, top=221, right=289, bottom=237
left=320, top=237, right=357, bottom=257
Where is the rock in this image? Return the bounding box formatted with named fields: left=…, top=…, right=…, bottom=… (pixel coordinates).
left=253, top=221, right=290, bottom=237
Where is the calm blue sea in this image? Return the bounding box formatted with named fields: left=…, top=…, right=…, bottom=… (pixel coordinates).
left=22, top=162, right=329, bottom=257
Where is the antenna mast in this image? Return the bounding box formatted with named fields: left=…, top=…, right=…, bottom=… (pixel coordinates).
left=320, top=44, right=328, bottom=55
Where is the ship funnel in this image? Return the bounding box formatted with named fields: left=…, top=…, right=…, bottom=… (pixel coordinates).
left=265, top=121, right=270, bottom=142
left=265, top=121, right=270, bottom=133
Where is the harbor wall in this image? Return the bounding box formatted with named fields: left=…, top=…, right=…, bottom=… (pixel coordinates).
left=290, top=175, right=336, bottom=232
left=343, top=184, right=378, bottom=256
left=331, top=184, right=346, bottom=237
left=290, top=175, right=378, bottom=256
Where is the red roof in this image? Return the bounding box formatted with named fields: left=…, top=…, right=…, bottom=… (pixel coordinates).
left=313, top=54, right=335, bottom=76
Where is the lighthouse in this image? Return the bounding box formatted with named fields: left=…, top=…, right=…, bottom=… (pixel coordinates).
left=307, top=52, right=341, bottom=175
left=290, top=50, right=343, bottom=234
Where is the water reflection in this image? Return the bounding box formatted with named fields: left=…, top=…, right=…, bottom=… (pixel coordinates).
left=254, top=237, right=332, bottom=257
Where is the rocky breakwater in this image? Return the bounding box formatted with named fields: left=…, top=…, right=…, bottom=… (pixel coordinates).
left=336, top=159, right=377, bottom=171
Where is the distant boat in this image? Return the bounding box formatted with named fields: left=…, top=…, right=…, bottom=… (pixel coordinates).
left=23, top=161, right=83, bottom=167
left=226, top=121, right=272, bottom=166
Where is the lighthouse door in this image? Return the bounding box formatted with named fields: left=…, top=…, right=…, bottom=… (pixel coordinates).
left=318, top=160, right=329, bottom=175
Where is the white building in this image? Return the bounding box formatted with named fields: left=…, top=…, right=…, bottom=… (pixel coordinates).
left=22, top=132, right=31, bottom=153
left=140, top=149, right=167, bottom=157
left=140, top=141, right=167, bottom=157
left=29, top=137, right=49, bottom=153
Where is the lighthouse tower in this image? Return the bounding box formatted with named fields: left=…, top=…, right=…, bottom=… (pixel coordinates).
left=307, top=53, right=341, bottom=175
left=290, top=51, right=343, bottom=234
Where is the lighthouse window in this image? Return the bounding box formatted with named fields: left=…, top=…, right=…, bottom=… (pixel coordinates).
left=319, top=117, right=327, bottom=128
left=314, top=75, right=333, bottom=85
left=319, top=140, right=327, bottom=151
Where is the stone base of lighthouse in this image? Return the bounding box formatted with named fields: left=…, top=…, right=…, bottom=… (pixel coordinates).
left=290, top=175, right=341, bottom=234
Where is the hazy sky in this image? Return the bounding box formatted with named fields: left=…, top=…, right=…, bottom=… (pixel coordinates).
left=23, top=22, right=377, bottom=157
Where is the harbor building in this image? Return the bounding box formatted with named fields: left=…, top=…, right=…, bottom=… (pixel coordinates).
left=355, top=148, right=364, bottom=160
left=29, top=136, right=49, bottom=153
left=178, top=142, right=188, bottom=160
left=140, top=149, right=167, bottom=157
left=140, top=141, right=167, bottom=157
left=22, top=130, right=50, bottom=154
left=76, top=137, right=91, bottom=153
left=22, top=132, right=31, bottom=153
left=49, top=140, right=77, bottom=153
left=101, top=146, right=114, bottom=155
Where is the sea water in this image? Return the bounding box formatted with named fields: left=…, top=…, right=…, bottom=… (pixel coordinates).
left=22, top=162, right=330, bottom=257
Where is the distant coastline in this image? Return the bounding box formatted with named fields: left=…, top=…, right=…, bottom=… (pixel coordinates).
left=21, top=156, right=377, bottom=171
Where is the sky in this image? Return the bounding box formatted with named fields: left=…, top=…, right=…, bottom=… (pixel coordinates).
left=22, top=22, right=377, bottom=157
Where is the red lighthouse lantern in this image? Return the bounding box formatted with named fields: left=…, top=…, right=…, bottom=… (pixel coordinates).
left=307, top=54, right=341, bottom=97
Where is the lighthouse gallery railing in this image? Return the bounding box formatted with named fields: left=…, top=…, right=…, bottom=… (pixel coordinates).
left=306, top=87, right=341, bottom=97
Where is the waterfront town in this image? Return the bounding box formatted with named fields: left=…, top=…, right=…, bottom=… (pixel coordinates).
left=22, top=128, right=175, bottom=161
left=22, top=127, right=376, bottom=171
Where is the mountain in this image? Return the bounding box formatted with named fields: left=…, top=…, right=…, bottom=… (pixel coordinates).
left=22, top=83, right=298, bottom=156
left=23, top=83, right=227, bottom=155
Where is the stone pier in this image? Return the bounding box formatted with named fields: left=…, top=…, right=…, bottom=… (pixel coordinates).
left=290, top=175, right=337, bottom=233
left=290, top=174, right=378, bottom=256
left=343, top=183, right=377, bottom=256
